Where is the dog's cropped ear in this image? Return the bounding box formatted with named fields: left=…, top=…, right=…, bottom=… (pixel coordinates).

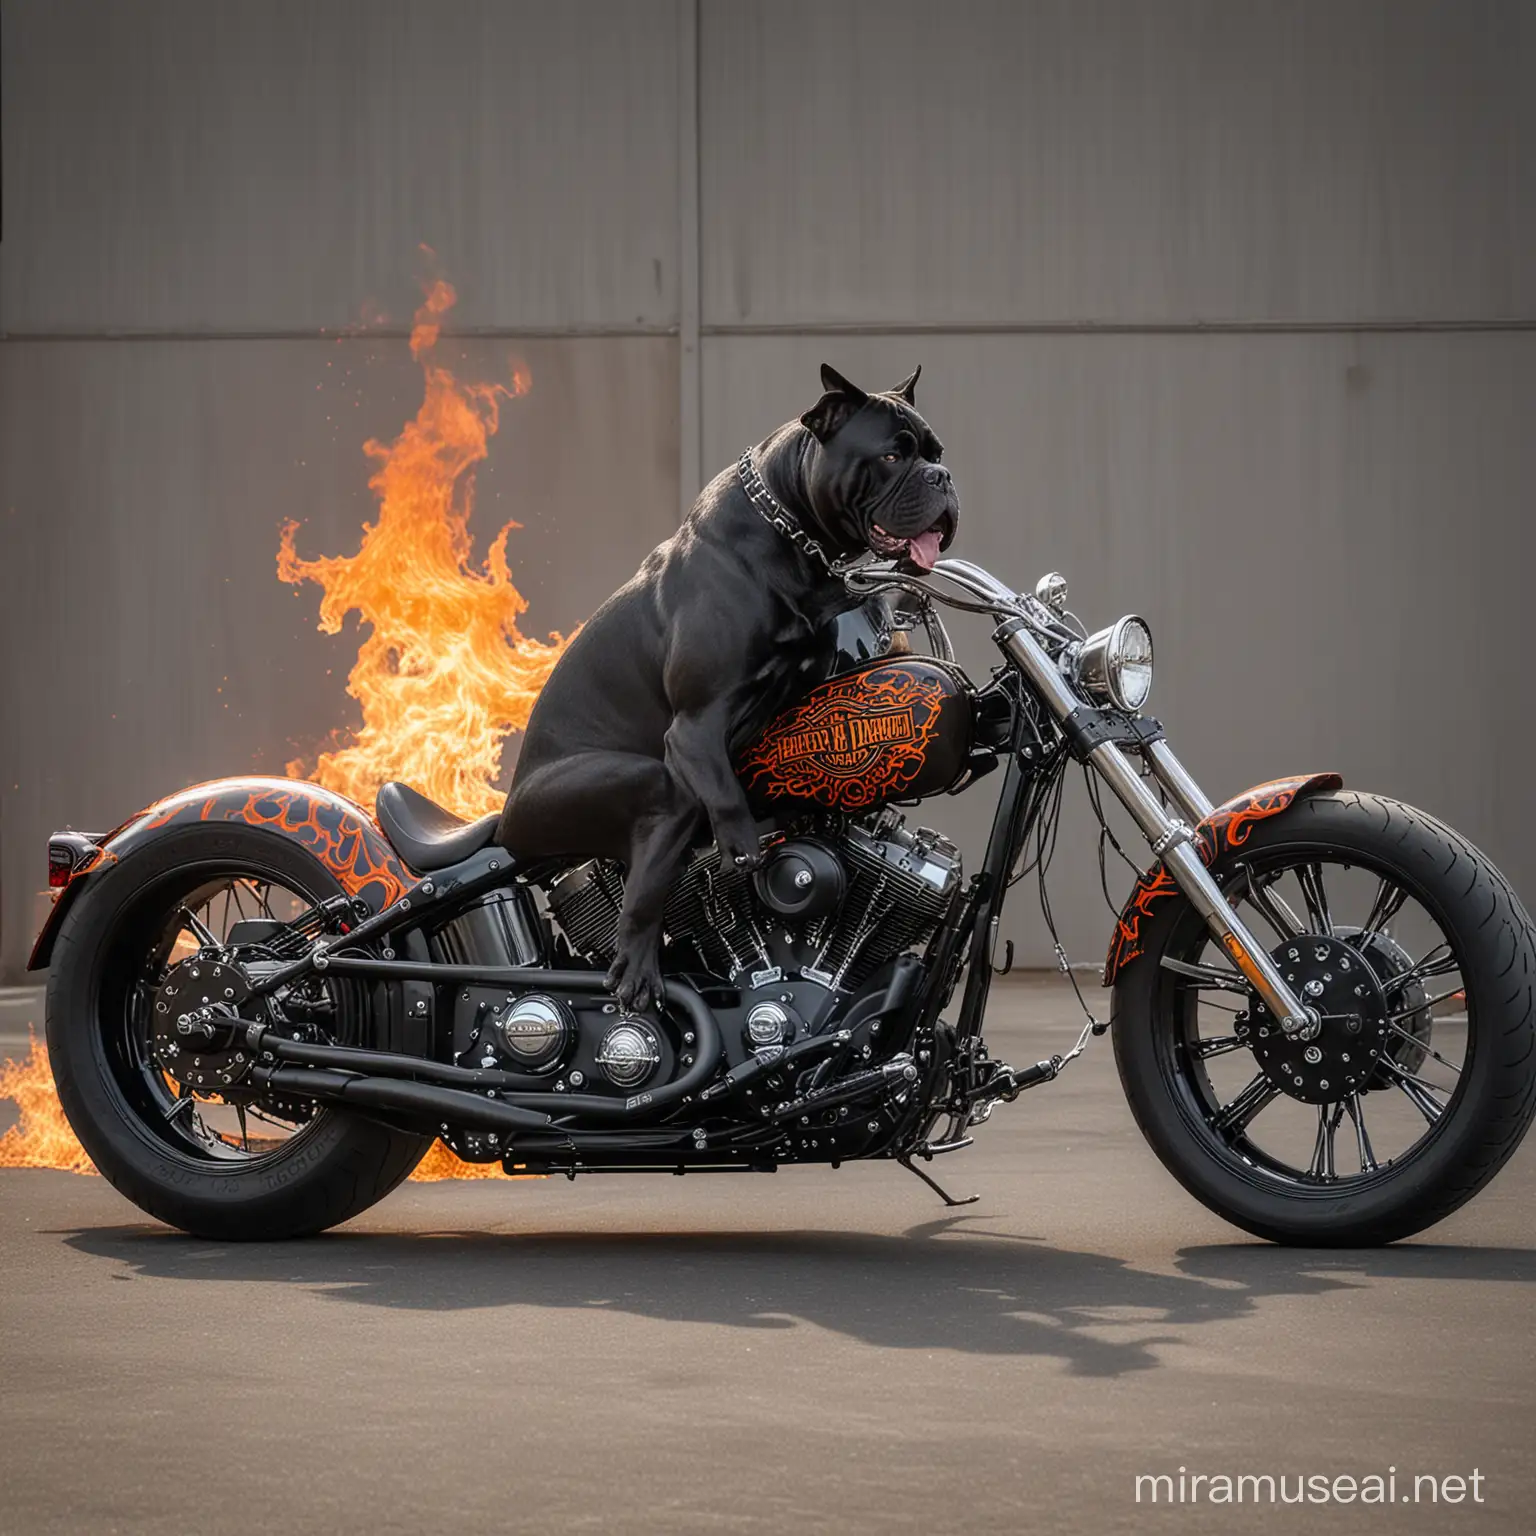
left=801, top=364, right=870, bottom=443
left=891, top=366, right=921, bottom=405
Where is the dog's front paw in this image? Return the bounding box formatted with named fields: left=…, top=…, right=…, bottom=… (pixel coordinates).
left=606, top=946, right=664, bottom=1013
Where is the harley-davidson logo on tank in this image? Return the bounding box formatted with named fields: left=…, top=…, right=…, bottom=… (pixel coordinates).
left=738, top=661, right=971, bottom=811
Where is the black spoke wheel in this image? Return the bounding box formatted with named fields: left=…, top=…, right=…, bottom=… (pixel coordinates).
left=115, top=872, right=342, bottom=1166
left=1113, top=791, right=1536, bottom=1245
left=46, top=822, right=430, bottom=1239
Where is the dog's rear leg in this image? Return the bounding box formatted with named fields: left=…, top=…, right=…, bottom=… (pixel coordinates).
left=502, top=751, right=697, bottom=1011
left=607, top=799, right=701, bottom=1012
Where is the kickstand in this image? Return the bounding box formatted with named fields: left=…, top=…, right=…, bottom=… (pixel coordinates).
left=898, top=1155, right=979, bottom=1208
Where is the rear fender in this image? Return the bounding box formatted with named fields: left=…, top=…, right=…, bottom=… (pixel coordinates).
left=1102, top=773, right=1344, bottom=986
left=27, top=777, right=409, bottom=970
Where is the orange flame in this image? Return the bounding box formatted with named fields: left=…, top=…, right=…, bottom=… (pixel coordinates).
left=3, top=279, right=568, bottom=1184
left=279, top=277, right=569, bottom=820
left=0, top=1039, right=97, bottom=1175
left=409, top=1140, right=523, bottom=1182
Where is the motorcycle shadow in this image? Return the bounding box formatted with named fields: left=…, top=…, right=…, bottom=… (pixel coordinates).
left=60, top=1217, right=1536, bottom=1380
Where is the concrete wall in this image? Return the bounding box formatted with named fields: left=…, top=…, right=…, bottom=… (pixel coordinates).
left=3, top=0, right=1532, bottom=978
left=699, top=0, right=1535, bottom=327
left=2, top=0, right=681, bottom=333
left=0, top=0, right=683, bottom=975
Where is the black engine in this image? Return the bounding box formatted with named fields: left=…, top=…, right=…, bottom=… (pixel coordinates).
left=548, top=811, right=958, bottom=984
left=425, top=809, right=959, bottom=1144
left=541, top=808, right=961, bottom=1068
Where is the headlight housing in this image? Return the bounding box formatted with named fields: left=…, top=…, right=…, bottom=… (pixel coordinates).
left=1077, top=616, right=1154, bottom=712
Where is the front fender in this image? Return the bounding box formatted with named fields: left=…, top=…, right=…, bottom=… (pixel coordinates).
left=28, top=777, right=409, bottom=970
left=1102, top=773, right=1344, bottom=986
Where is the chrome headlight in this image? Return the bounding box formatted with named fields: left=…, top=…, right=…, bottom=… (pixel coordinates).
left=1077, top=616, right=1154, bottom=712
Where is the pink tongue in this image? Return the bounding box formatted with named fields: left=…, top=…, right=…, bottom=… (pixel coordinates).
left=906, top=527, right=944, bottom=571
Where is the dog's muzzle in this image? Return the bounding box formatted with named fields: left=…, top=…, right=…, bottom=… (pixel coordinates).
left=869, top=504, right=957, bottom=572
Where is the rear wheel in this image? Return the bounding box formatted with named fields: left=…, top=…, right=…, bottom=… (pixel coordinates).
left=46, top=823, right=430, bottom=1239
left=1113, top=791, right=1536, bottom=1245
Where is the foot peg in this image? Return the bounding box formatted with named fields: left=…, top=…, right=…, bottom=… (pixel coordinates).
left=983, top=1056, right=1061, bottom=1109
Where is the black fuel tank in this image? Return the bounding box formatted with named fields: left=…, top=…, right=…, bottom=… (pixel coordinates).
left=826, top=595, right=898, bottom=674
left=736, top=657, right=973, bottom=814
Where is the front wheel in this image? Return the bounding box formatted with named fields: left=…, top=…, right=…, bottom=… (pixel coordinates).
left=1113, top=791, right=1536, bottom=1245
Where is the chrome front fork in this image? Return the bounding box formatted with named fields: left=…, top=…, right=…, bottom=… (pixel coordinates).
left=994, top=617, right=1315, bottom=1037
left=1141, top=738, right=1213, bottom=822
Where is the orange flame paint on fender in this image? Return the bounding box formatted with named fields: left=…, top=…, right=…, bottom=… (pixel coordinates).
left=1102, top=773, right=1344, bottom=987
left=27, top=777, right=410, bottom=970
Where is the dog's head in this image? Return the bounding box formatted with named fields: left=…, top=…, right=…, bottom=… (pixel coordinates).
left=799, top=364, right=959, bottom=571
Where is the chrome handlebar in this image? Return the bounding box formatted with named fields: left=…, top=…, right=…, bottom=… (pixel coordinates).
left=846, top=557, right=1081, bottom=648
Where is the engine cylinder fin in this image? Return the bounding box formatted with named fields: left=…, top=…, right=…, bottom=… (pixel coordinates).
left=547, top=859, right=626, bottom=963
left=663, top=848, right=770, bottom=979
left=806, top=821, right=959, bottom=990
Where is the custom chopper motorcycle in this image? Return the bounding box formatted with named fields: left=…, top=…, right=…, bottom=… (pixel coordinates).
left=33, top=560, right=1536, bottom=1244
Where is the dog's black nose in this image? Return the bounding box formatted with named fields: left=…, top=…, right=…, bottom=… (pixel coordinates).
left=923, top=464, right=951, bottom=488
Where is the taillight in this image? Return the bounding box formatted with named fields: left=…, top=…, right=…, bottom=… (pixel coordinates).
left=47, top=832, right=101, bottom=889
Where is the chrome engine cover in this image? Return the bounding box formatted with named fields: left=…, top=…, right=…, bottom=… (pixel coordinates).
left=595, top=1020, right=662, bottom=1088
left=493, top=993, right=574, bottom=1074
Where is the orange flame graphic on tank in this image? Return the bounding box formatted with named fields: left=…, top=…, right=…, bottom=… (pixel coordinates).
left=279, top=277, right=570, bottom=819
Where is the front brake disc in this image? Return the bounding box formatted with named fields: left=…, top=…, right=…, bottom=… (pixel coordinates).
left=1244, top=934, right=1391, bottom=1105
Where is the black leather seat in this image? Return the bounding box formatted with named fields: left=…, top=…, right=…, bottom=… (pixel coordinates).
left=375, top=781, right=504, bottom=873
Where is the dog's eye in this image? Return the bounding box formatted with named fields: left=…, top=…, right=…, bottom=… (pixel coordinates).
left=881, top=451, right=901, bottom=463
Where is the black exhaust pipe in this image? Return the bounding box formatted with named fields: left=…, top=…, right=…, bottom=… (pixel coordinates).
left=250, top=968, right=723, bottom=1127
left=256, top=1065, right=556, bottom=1136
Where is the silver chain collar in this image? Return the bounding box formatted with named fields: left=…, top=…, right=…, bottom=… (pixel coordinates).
left=737, top=448, right=862, bottom=576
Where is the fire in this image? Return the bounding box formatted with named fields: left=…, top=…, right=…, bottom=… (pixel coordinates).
left=0, top=1039, right=97, bottom=1175
left=409, top=1140, right=522, bottom=1182
left=3, top=278, right=565, bottom=1185
left=279, top=275, right=562, bottom=1177
left=278, top=277, right=570, bottom=820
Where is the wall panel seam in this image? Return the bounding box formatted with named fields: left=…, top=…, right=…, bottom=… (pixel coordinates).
left=677, top=0, right=703, bottom=518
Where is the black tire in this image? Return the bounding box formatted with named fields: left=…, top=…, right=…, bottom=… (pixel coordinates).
left=46, top=823, right=430, bottom=1240
left=1113, top=791, right=1536, bottom=1245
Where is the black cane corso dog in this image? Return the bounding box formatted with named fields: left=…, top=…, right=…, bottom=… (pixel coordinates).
left=498, top=364, right=959, bottom=1009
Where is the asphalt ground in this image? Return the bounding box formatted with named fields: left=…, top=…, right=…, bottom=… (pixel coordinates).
left=1, top=975, right=1532, bottom=1535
